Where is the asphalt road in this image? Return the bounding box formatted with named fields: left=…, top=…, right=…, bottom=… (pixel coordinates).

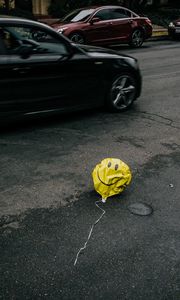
left=0, top=40, right=180, bottom=300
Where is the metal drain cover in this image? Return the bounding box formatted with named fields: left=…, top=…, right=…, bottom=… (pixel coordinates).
left=128, top=202, right=153, bottom=216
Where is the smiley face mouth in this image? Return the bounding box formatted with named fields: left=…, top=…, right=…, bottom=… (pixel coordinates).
left=97, top=170, right=121, bottom=186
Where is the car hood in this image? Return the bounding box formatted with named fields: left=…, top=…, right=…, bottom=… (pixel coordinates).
left=76, top=43, right=134, bottom=60
left=52, top=22, right=82, bottom=30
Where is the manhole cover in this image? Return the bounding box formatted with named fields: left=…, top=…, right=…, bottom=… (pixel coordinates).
left=128, top=202, right=153, bottom=216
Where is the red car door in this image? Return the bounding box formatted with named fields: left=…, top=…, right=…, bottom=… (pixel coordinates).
left=109, top=8, right=134, bottom=42
left=85, top=8, right=114, bottom=44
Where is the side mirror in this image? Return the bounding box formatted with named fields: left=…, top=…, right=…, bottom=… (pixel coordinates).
left=17, top=40, right=40, bottom=58
left=90, top=17, right=101, bottom=25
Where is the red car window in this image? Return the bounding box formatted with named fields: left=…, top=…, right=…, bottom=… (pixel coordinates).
left=94, top=9, right=112, bottom=21
left=111, top=8, right=131, bottom=19
left=62, top=8, right=95, bottom=23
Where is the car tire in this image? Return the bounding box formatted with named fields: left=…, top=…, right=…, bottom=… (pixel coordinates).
left=69, top=32, right=85, bottom=44
left=129, top=29, right=144, bottom=48
left=106, top=74, right=137, bottom=112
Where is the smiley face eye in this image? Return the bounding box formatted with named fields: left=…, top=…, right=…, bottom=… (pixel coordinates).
left=115, top=164, right=119, bottom=171
left=108, top=162, right=111, bottom=168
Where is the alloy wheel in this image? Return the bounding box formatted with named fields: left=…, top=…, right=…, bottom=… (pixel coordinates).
left=109, top=75, right=136, bottom=111
left=69, top=33, right=85, bottom=44
left=130, top=29, right=144, bottom=48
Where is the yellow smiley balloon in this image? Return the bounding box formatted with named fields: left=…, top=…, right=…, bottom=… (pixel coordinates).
left=92, top=158, right=132, bottom=202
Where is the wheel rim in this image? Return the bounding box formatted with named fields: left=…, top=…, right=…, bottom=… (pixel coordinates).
left=70, top=33, right=84, bottom=44
left=110, top=75, right=136, bottom=110
left=132, top=30, right=143, bottom=47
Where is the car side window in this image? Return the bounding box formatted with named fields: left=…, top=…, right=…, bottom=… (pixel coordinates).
left=111, top=8, right=131, bottom=19
left=0, top=25, right=69, bottom=55
left=94, top=9, right=112, bottom=21
left=124, top=9, right=132, bottom=18
left=0, top=36, right=6, bottom=54
left=0, top=27, right=20, bottom=52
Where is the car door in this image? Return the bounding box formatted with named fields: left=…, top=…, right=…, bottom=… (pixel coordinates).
left=85, top=8, right=113, bottom=44
left=0, top=22, right=100, bottom=115
left=110, top=8, right=133, bottom=42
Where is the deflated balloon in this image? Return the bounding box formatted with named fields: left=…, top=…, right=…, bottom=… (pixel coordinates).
left=92, top=158, right=132, bottom=202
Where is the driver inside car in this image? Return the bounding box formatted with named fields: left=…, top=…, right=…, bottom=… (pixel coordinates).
left=0, top=27, right=21, bottom=51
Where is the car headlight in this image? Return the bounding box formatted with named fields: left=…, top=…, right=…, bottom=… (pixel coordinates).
left=57, top=27, right=68, bottom=34
left=169, top=22, right=175, bottom=28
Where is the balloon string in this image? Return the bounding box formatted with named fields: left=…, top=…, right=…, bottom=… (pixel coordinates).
left=74, top=200, right=106, bottom=266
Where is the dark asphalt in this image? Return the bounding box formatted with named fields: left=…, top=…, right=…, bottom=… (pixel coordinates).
left=0, top=40, right=180, bottom=300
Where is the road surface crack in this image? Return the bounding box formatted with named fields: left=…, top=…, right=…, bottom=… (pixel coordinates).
left=137, top=111, right=180, bottom=129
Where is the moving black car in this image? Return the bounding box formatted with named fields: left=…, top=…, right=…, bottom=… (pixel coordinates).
left=0, top=16, right=142, bottom=120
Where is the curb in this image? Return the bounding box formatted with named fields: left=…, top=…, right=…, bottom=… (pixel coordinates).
left=151, top=28, right=169, bottom=40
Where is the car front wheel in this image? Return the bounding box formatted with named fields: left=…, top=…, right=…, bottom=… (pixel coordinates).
left=129, top=29, right=144, bottom=48
left=107, top=74, right=137, bottom=112
left=69, top=32, right=85, bottom=44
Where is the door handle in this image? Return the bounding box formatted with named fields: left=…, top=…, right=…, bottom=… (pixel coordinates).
left=128, top=19, right=133, bottom=24
left=12, top=67, right=31, bottom=74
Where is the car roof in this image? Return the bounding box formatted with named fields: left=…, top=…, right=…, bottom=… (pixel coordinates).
left=73, top=5, right=132, bottom=10
left=97, top=5, right=138, bottom=14
left=68, top=5, right=138, bottom=16
left=0, top=15, right=53, bottom=30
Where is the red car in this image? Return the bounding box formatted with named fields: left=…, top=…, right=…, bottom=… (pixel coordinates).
left=51, top=6, right=152, bottom=48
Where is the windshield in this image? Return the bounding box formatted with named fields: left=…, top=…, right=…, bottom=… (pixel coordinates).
left=61, top=8, right=95, bottom=23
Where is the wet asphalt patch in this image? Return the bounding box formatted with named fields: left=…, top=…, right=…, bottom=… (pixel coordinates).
left=0, top=152, right=179, bottom=299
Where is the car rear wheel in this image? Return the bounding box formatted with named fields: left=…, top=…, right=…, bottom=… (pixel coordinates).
left=107, top=74, right=137, bottom=112
left=69, top=32, right=85, bottom=44
left=129, top=29, right=144, bottom=48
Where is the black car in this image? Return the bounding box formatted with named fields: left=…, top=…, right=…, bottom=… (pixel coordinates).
left=0, top=16, right=142, bottom=120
